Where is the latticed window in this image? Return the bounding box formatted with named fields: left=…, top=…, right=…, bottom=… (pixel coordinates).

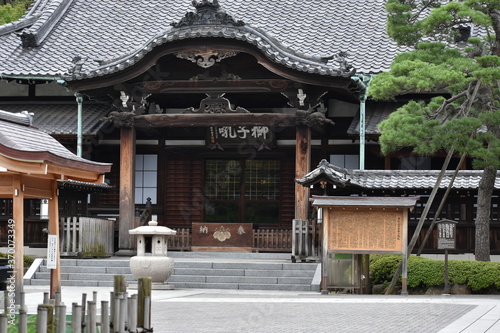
left=205, top=159, right=280, bottom=224
left=135, top=154, right=157, bottom=204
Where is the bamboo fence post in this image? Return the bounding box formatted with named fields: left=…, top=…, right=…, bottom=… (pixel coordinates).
left=113, top=293, right=120, bottom=333
left=19, top=309, right=28, bottom=333
left=109, top=292, right=114, bottom=329
left=36, top=305, right=49, bottom=333
left=114, top=275, right=127, bottom=294
left=0, top=313, right=7, bottom=333
left=87, top=301, right=96, bottom=333
left=2, top=291, right=8, bottom=314
left=43, top=292, right=49, bottom=304
left=71, top=303, right=82, bottom=333
left=119, top=293, right=127, bottom=333
left=128, top=294, right=137, bottom=332
left=101, top=300, right=110, bottom=333
left=138, top=277, right=152, bottom=330
left=81, top=293, right=87, bottom=329
left=143, top=296, right=151, bottom=331
left=55, top=304, right=66, bottom=333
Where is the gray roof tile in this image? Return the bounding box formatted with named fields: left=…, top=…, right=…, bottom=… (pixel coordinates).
left=297, top=159, right=500, bottom=190
left=0, top=103, right=111, bottom=135
left=0, top=109, right=111, bottom=170
left=0, top=0, right=410, bottom=79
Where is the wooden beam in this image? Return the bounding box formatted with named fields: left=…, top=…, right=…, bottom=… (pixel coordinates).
left=12, top=175, right=24, bottom=304
left=295, top=125, right=311, bottom=220
left=134, top=113, right=296, bottom=128
left=0, top=155, right=47, bottom=174
left=117, top=127, right=136, bottom=255
left=49, top=180, right=60, bottom=299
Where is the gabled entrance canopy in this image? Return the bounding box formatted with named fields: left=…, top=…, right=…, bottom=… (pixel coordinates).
left=0, top=110, right=111, bottom=301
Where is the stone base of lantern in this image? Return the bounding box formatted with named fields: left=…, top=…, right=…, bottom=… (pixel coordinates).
left=130, top=256, right=175, bottom=284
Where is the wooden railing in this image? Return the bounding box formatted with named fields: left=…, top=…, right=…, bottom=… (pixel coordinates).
left=60, top=217, right=114, bottom=257
left=167, top=227, right=191, bottom=251
left=166, top=227, right=294, bottom=252
left=253, top=228, right=293, bottom=252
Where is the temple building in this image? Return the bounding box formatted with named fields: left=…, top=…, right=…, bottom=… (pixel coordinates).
left=0, top=0, right=497, bottom=255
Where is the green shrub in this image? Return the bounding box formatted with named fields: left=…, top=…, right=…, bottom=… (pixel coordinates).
left=0, top=252, right=34, bottom=269
left=370, top=254, right=500, bottom=293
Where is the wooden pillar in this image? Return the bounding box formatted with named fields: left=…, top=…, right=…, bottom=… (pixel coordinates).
left=118, top=127, right=136, bottom=255
left=12, top=175, right=24, bottom=304
left=295, top=125, right=311, bottom=220
left=49, top=180, right=60, bottom=298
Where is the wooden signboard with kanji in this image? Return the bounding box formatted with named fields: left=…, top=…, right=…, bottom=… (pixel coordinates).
left=192, top=223, right=253, bottom=251
left=326, top=207, right=405, bottom=253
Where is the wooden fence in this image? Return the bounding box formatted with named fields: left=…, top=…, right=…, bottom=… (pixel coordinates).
left=59, top=217, right=114, bottom=257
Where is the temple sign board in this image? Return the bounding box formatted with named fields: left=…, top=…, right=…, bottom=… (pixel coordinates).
left=312, top=196, right=419, bottom=294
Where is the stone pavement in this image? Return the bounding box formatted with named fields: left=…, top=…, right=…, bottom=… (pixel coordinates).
left=17, top=286, right=500, bottom=333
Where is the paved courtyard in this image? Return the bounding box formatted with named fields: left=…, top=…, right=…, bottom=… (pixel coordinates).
left=16, top=286, right=500, bottom=333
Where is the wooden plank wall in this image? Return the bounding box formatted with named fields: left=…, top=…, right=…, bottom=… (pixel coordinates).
left=164, top=159, right=204, bottom=226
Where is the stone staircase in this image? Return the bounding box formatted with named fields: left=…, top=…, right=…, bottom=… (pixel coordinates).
left=24, top=252, right=320, bottom=292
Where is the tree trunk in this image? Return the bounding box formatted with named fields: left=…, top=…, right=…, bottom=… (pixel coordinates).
left=475, top=165, right=496, bottom=261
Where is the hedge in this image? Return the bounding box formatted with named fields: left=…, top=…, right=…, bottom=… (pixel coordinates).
left=370, top=254, right=500, bottom=292
left=0, top=252, right=34, bottom=269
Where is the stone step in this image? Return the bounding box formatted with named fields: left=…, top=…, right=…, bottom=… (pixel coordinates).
left=27, top=255, right=320, bottom=291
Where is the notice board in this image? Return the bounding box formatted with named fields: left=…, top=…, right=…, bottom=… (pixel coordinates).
left=326, top=207, right=406, bottom=254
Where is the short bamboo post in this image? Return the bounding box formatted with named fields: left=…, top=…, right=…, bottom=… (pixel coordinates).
left=55, top=304, right=66, bottom=333
left=113, top=293, right=120, bottom=333
left=137, top=277, right=151, bottom=329
left=55, top=290, right=61, bottom=306
left=119, top=293, right=127, bottom=333
left=71, top=303, right=82, bottom=333
left=39, top=304, right=55, bottom=333
left=17, top=309, right=27, bottom=333
left=43, top=292, right=49, bottom=304
left=143, top=296, right=151, bottom=331
left=36, top=305, right=49, bottom=333
left=3, top=291, right=8, bottom=313
left=114, top=275, right=127, bottom=294
left=20, top=291, right=26, bottom=312
left=100, top=300, right=110, bottom=333
left=0, top=313, right=7, bottom=333
left=81, top=293, right=87, bottom=330
left=87, top=301, right=96, bottom=333
left=128, top=294, right=137, bottom=332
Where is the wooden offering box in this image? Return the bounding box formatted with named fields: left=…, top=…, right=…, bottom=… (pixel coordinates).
left=192, top=223, right=253, bottom=252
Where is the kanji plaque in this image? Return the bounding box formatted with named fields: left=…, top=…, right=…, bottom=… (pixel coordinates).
left=327, top=208, right=404, bottom=253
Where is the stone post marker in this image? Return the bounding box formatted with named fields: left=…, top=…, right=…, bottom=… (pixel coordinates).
left=129, top=220, right=177, bottom=289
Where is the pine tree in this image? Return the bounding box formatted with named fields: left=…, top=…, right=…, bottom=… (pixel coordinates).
left=369, top=0, right=500, bottom=261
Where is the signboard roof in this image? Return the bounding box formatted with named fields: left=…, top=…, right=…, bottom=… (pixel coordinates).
left=312, top=196, right=419, bottom=208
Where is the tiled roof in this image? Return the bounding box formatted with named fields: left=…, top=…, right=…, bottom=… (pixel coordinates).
left=0, top=109, right=111, bottom=171
left=0, top=103, right=111, bottom=135
left=0, top=0, right=411, bottom=79
left=347, top=102, right=404, bottom=136
left=296, top=159, right=500, bottom=190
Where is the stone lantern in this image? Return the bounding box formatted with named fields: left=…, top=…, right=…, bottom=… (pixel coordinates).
left=129, top=220, right=177, bottom=288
